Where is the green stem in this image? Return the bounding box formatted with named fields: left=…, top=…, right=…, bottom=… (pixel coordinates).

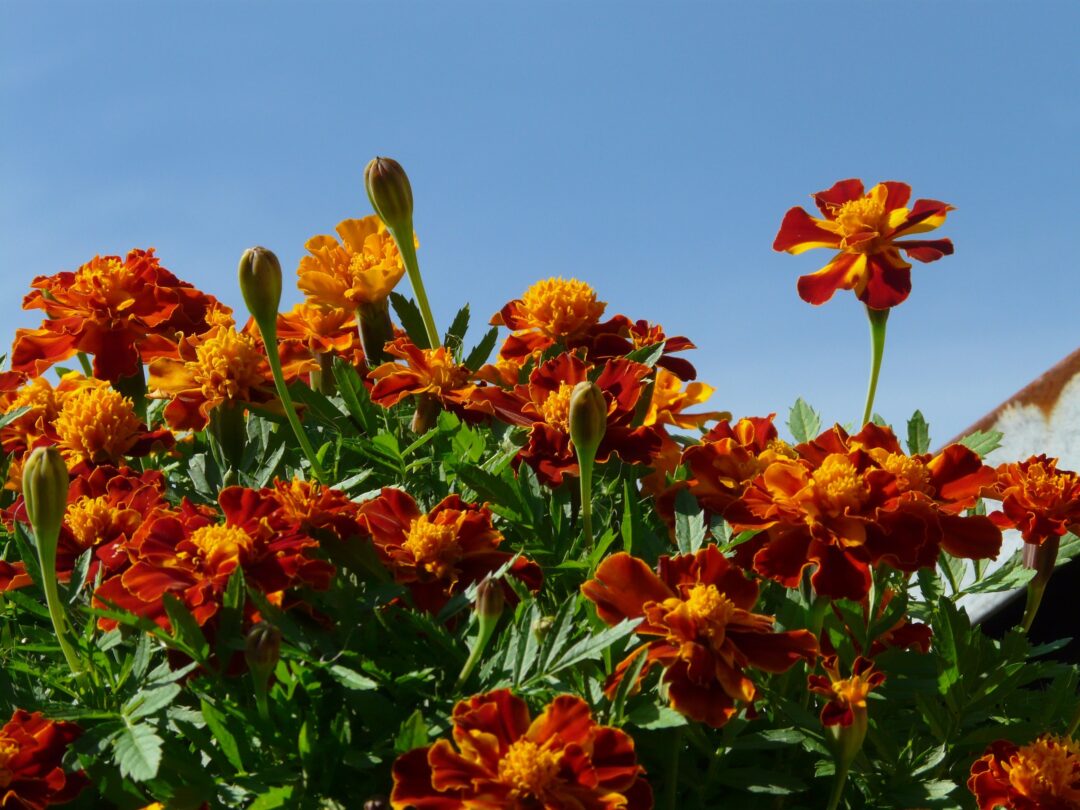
left=256, top=318, right=328, bottom=484
left=456, top=617, right=498, bottom=690
left=579, top=456, right=595, bottom=550
left=825, top=760, right=851, bottom=810
left=76, top=352, right=93, bottom=377
left=1020, top=577, right=1048, bottom=633
left=253, top=679, right=271, bottom=725
left=391, top=225, right=440, bottom=349
left=662, top=727, right=683, bottom=810
left=861, top=306, right=889, bottom=427
left=36, top=542, right=82, bottom=676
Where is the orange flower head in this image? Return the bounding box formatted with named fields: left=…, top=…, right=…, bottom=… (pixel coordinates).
left=367, top=338, right=488, bottom=423
left=808, top=656, right=884, bottom=728
left=644, top=368, right=728, bottom=429
left=189, top=524, right=256, bottom=573
left=494, top=277, right=607, bottom=340
left=0, top=710, right=87, bottom=808
left=53, top=384, right=142, bottom=463
left=969, top=734, right=1080, bottom=810
left=809, top=453, right=870, bottom=518
left=390, top=689, right=653, bottom=810
left=192, top=326, right=266, bottom=403
left=1, top=376, right=63, bottom=455
left=66, top=495, right=122, bottom=548
left=991, top=456, right=1080, bottom=546
left=773, top=179, right=954, bottom=309
left=582, top=546, right=818, bottom=727
left=540, top=381, right=575, bottom=432
left=296, top=216, right=408, bottom=310
left=402, top=514, right=463, bottom=579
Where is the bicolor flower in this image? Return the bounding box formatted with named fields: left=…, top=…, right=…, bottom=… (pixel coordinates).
left=968, top=734, right=1080, bottom=810
left=0, top=709, right=87, bottom=809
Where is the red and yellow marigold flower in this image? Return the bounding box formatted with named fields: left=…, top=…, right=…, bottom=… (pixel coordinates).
left=733, top=423, right=1001, bottom=600
left=989, top=455, right=1080, bottom=547
left=274, top=303, right=363, bottom=381
left=642, top=368, right=727, bottom=431
left=147, top=321, right=276, bottom=431
left=473, top=352, right=663, bottom=487
left=0, top=709, right=87, bottom=808
left=296, top=216, right=408, bottom=311
left=968, top=734, right=1080, bottom=810
left=1, top=464, right=168, bottom=593
left=368, top=337, right=490, bottom=422
left=391, top=689, right=653, bottom=810
left=582, top=546, right=818, bottom=727
left=807, top=655, right=884, bottom=729
left=270, top=477, right=363, bottom=544
left=11, top=249, right=225, bottom=382
left=773, top=179, right=954, bottom=309
left=493, top=277, right=607, bottom=347
left=94, top=487, right=334, bottom=631
left=357, top=488, right=542, bottom=614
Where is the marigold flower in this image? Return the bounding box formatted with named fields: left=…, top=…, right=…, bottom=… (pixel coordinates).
left=808, top=655, right=884, bottom=767
left=494, top=277, right=607, bottom=342
left=473, top=352, right=663, bottom=487
left=147, top=322, right=276, bottom=431
left=642, top=369, right=727, bottom=431
left=296, top=216, right=408, bottom=311
left=11, top=248, right=225, bottom=382
left=773, top=179, right=954, bottom=309
left=990, top=455, right=1080, bottom=547
left=582, top=546, right=818, bottom=727
left=357, top=488, right=541, bottom=614
left=269, top=477, right=363, bottom=544
left=94, top=487, right=334, bottom=631
left=275, top=303, right=362, bottom=382
left=368, top=337, right=489, bottom=422
left=390, top=689, right=653, bottom=810
left=968, top=734, right=1080, bottom=810
left=0, top=710, right=87, bottom=808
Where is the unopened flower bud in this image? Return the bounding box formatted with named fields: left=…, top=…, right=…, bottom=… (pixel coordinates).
left=475, top=576, right=505, bottom=622
left=238, top=247, right=283, bottom=327
left=532, top=615, right=555, bottom=642
left=22, top=446, right=70, bottom=559
left=364, top=157, right=414, bottom=234
left=569, top=381, right=607, bottom=458
left=244, top=621, right=282, bottom=679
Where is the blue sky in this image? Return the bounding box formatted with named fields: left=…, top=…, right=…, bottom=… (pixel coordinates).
left=3, top=1, right=1078, bottom=445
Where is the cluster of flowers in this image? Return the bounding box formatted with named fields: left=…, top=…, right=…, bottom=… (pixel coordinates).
left=3, top=169, right=1080, bottom=809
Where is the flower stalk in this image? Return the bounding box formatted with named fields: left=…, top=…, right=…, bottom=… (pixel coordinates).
left=569, top=381, right=607, bottom=548
left=456, top=577, right=504, bottom=689
left=239, top=247, right=328, bottom=484
left=861, top=306, right=889, bottom=427
left=245, top=622, right=281, bottom=725
left=22, top=447, right=82, bottom=677
left=1020, top=536, right=1059, bottom=633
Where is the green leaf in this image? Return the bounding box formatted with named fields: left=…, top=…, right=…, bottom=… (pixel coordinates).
left=444, top=304, right=470, bottom=350
left=124, top=684, right=182, bottom=721
left=162, top=594, right=210, bottom=661
left=332, top=356, right=378, bottom=434
left=544, top=618, right=641, bottom=675
left=959, top=428, right=1004, bottom=457
left=390, top=292, right=432, bottom=349
left=673, top=489, right=706, bottom=554
left=626, top=703, right=688, bottom=730
left=112, top=722, right=163, bottom=782
left=967, top=533, right=1080, bottom=594
left=624, top=342, right=665, bottom=368
left=464, top=327, right=499, bottom=371
left=62, top=548, right=93, bottom=604
left=328, top=664, right=378, bottom=691
left=787, top=398, right=821, bottom=444
left=249, top=787, right=295, bottom=809
left=395, top=709, right=428, bottom=754
left=907, top=410, right=931, bottom=454
left=200, top=698, right=245, bottom=772
left=0, top=406, right=30, bottom=430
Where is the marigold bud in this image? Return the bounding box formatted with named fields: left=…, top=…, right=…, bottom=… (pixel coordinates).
left=532, top=615, right=555, bottom=642
left=244, top=621, right=282, bottom=678
left=475, top=576, right=505, bottom=622
left=364, top=157, right=414, bottom=234
left=22, top=446, right=70, bottom=559
left=238, top=247, right=283, bottom=327
left=569, top=381, right=607, bottom=458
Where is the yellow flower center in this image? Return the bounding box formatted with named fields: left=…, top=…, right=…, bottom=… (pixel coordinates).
left=344, top=229, right=406, bottom=305
left=519, top=277, right=605, bottom=338
left=1005, top=736, right=1080, bottom=803
left=424, top=349, right=471, bottom=393
left=831, top=195, right=889, bottom=248
left=54, top=386, right=141, bottom=462
left=765, top=438, right=798, bottom=460
left=72, top=257, right=137, bottom=297
left=811, top=454, right=869, bottom=516
left=541, top=383, right=575, bottom=433
left=497, top=740, right=561, bottom=798
left=1022, top=462, right=1073, bottom=503
left=189, top=524, right=255, bottom=569
left=878, top=452, right=934, bottom=495
left=191, top=327, right=265, bottom=403
left=66, top=496, right=121, bottom=548
left=9, top=377, right=60, bottom=417
left=0, top=734, right=18, bottom=789
left=831, top=675, right=874, bottom=711
left=684, top=584, right=737, bottom=640
left=402, top=515, right=462, bottom=579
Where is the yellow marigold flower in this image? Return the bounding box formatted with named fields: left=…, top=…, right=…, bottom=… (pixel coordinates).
left=494, top=277, right=606, bottom=340
left=643, top=368, right=729, bottom=429
left=296, top=216, right=409, bottom=311
left=969, top=734, right=1080, bottom=809
left=52, top=383, right=142, bottom=464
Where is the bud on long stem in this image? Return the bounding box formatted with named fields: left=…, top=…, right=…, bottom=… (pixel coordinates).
left=569, top=382, right=607, bottom=548
left=22, top=447, right=82, bottom=676
left=238, top=247, right=328, bottom=484
left=1020, top=536, right=1059, bottom=633
left=456, top=577, right=504, bottom=689
left=245, top=622, right=282, bottom=724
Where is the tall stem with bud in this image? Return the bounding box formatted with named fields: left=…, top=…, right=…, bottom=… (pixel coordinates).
left=456, top=577, right=504, bottom=689
left=569, top=381, right=608, bottom=549
left=861, top=306, right=889, bottom=427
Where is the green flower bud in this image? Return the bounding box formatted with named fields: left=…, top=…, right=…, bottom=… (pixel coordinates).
left=531, top=615, right=555, bottom=642
left=475, top=576, right=505, bottom=622
left=364, top=157, right=414, bottom=234
left=22, top=446, right=70, bottom=563
left=569, top=381, right=607, bottom=459
left=244, top=621, right=282, bottom=679
left=238, top=247, right=283, bottom=328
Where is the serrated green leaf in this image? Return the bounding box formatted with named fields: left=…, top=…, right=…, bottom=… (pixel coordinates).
left=125, top=683, right=182, bottom=721
left=200, top=698, right=244, bottom=771
left=249, top=787, right=295, bottom=809
left=959, top=428, right=1004, bottom=457
left=162, top=594, right=209, bottom=661
left=673, top=489, right=706, bottom=554
left=787, top=398, right=821, bottom=444
left=624, top=342, right=665, bottom=368
left=464, top=327, right=499, bottom=371
left=328, top=664, right=378, bottom=691
left=390, top=292, right=431, bottom=349
left=907, top=410, right=931, bottom=454
left=444, top=304, right=470, bottom=349
left=113, top=722, right=163, bottom=782
left=395, top=709, right=428, bottom=754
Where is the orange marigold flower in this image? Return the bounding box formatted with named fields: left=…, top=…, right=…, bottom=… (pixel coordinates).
left=296, top=216, right=408, bottom=311
left=773, top=179, right=954, bottom=309
left=0, top=709, right=88, bottom=808
left=391, top=689, right=653, bottom=810
left=1, top=464, right=167, bottom=593
left=472, top=352, right=664, bottom=487
left=807, top=655, right=884, bottom=728
left=357, top=488, right=542, bottom=614
left=147, top=322, right=276, bottom=431
left=270, top=477, right=363, bottom=544
left=275, top=303, right=362, bottom=382
left=990, top=455, right=1080, bottom=547
left=494, top=277, right=606, bottom=342
left=11, top=248, right=226, bottom=382
left=582, top=546, right=818, bottom=727
left=94, top=487, right=334, bottom=630
left=368, top=337, right=491, bottom=422
left=642, top=368, right=727, bottom=430
left=0, top=374, right=63, bottom=458
left=968, top=735, right=1080, bottom=810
